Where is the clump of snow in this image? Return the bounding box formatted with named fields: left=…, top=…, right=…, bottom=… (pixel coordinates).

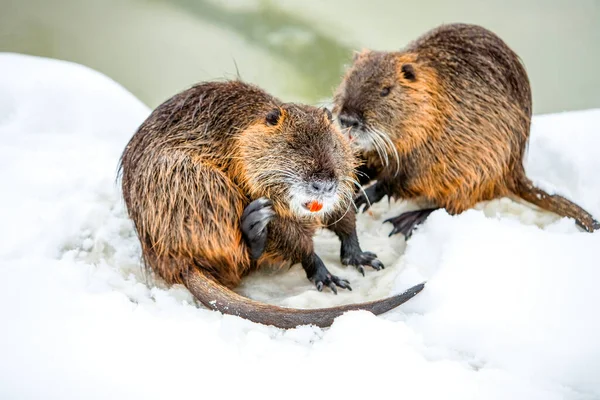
left=0, top=53, right=599, bottom=399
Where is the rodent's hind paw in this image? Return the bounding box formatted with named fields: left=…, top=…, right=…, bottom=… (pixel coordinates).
left=384, top=208, right=437, bottom=238
left=342, top=251, right=384, bottom=276
left=241, top=197, right=275, bottom=260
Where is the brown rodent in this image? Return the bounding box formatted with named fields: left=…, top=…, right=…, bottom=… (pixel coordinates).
left=333, top=23, right=599, bottom=236
left=118, top=80, right=424, bottom=329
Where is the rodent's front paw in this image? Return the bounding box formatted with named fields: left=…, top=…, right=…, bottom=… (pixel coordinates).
left=241, top=197, right=275, bottom=260
left=312, top=271, right=352, bottom=295
left=353, top=191, right=371, bottom=212
left=353, top=183, right=384, bottom=213
left=342, top=251, right=384, bottom=277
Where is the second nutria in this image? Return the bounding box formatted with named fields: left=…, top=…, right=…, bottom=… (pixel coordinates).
left=333, top=23, right=599, bottom=236
left=119, top=80, right=424, bottom=329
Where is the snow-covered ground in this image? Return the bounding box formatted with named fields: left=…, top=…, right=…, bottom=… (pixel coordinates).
left=0, top=52, right=598, bottom=400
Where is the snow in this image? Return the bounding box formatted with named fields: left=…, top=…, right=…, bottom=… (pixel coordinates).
left=1, top=52, right=599, bottom=400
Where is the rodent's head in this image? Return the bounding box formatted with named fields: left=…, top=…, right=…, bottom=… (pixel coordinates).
left=333, top=50, right=440, bottom=161
left=238, top=104, right=356, bottom=218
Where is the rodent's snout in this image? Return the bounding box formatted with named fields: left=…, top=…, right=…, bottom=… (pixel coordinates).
left=299, top=179, right=338, bottom=214
left=337, top=109, right=374, bottom=151
left=308, top=180, right=337, bottom=196
left=302, top=178, right=338, bottom=213
left=338, top=112, right=363, bottom=131
left=288, top=177, right=341, bottom=216
left=338, top=110, right=367, bottom=144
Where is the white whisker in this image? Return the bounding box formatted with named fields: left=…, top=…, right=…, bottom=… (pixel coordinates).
left=324, top=196, right=353, bottom=227
left=341, top=177, right=371, bottom=211
left=369, top=131, right=387, bottom=167
left=375, top=128, right=401, bottom=177
left=369, top=127, right=401, bottom=177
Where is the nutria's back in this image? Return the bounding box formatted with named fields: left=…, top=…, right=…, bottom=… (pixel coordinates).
left=408, top=23, right=532, bottom=116
left=408, top=23, right=533, bottom=170
left=121, top=81, right=278, bottom=174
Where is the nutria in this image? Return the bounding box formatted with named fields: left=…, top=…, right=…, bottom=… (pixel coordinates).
left=333, top=23, right=599, bottom=236
left=118, top=80, right=424, bottom=329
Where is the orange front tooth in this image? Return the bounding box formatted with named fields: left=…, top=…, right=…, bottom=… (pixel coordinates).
left=308, top=201, right=323, bottom=212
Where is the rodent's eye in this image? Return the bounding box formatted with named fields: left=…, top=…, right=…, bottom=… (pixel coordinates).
left=380, top=86, right=392, bottom=97
left=401, top=64, right=416, bottom=81
left=265, top=108, right=282, bottom=126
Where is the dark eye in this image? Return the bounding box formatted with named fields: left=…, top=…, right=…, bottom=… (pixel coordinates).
left=380, top=86, right=392, bottom=97
left=266, top=108, right=281, bottom=126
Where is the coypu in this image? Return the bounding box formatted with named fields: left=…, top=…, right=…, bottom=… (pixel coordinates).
left=118, top=80, right=424, bottom=329
left=333, top=23, right=599, bottom=237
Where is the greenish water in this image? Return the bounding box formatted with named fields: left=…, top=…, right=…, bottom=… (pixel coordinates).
left=1, top=0, right=599, bottom=114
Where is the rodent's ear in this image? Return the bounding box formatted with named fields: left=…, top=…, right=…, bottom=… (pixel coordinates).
left=352, top=48, right=371, bottom=62
left=265, top=108, right=282, bottom=126
left=322, top=107, right=333, bottom=123
left=401, top=64, right=416, bottom=82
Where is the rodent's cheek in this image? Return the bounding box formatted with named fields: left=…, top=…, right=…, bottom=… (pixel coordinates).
left=351, top=134, right=375, bottom=152
left=287, top=194, right=308, bottom=218
left=286, top=185, right=315, bottom=217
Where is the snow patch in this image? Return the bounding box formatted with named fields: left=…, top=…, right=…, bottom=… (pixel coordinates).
left=1, top=53, right=599, bottom=399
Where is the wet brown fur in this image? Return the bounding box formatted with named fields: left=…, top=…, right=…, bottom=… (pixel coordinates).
left=118, top=80, right=425, bottom=328
left=334, top=23, right=599, bottom=231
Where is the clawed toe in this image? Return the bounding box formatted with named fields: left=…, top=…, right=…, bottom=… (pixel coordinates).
left=370, top=259, right=384, bottom=271
left=332, top=276, right=352, bottom=291
left=328, top=282, right=338, bottom=294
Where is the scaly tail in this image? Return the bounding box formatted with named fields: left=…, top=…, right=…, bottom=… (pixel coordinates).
left=184, top=268, right=425, bottom=329
left=514, top=174, right=599, bottom=232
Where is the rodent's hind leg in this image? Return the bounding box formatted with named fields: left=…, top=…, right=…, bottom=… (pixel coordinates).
left=324, top=207, right=384, bottom=277
left=384, top=208, right=438, bottom=238
left=144, top=157, right=252, bottom=287
left=302, top=252, right=352, bottom=294
left=241, top=197, right=275, bottom=260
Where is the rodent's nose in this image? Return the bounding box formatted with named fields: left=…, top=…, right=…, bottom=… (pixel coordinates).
left=309, top=180, right=337, bottom=195
left=338, top=113, right=361, bottom=130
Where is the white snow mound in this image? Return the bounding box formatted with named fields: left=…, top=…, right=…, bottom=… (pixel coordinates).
left=0, top=53, right=599, bottom=400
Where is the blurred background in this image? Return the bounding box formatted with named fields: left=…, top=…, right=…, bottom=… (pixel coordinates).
left=0, top=0, right=598, bottom=114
